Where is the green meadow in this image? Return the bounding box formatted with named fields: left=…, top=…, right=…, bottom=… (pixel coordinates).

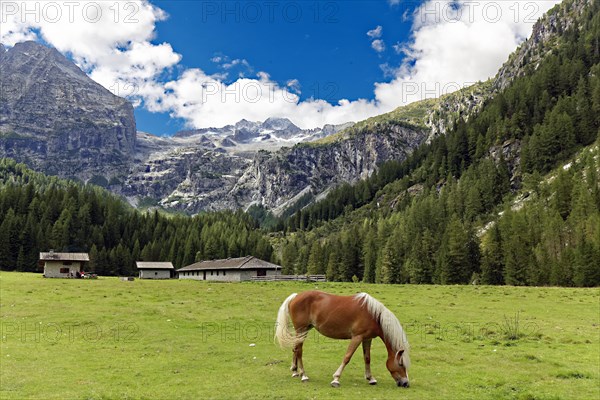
left=0, top=272, right=598, bottom=400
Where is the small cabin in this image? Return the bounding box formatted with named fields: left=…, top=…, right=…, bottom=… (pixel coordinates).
left=136, top=262, right=174, bottom=279
left=177, top=256, right=281, bottom=282
left=40, top=251, right=89, bottom=278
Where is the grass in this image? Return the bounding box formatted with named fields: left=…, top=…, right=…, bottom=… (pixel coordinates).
left=1, top=272, right=598, bottom=400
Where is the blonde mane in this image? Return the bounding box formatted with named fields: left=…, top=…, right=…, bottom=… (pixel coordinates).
left=355, top=292, right=410, bottom=368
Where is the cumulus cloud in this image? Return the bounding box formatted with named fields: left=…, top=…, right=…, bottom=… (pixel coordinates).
left=367, top=25, right=383, bottom=39
left=367, top=25, right=385, bottom=53
left=374, top=0, right=561, bottom=106
left=0, top=0, right=561, bottom=130
left=371, top=39, right=386, bottom=53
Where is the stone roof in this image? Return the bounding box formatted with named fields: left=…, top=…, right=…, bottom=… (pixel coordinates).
left=177, top=256, right=281, bottom=272
left=39, top=252, right=89, bottom=262
left=136, top=262, right=174, bottom=270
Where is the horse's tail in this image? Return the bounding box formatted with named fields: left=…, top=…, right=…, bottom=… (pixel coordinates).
left=275, top=293, right=298, bottom=348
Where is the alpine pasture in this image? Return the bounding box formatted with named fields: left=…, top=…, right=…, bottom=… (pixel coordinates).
left=0, top=272, right=598, bottom=399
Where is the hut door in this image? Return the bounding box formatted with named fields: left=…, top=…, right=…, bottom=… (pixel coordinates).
left=203, top=271, right=206, bottom=280
left=257, top=269, right=266, bottom=277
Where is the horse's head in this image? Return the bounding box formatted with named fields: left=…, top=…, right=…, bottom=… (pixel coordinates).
left=386, top=349, right=410, bottom=388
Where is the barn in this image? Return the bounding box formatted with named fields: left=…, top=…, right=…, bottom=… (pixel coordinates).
left=177, top=256, right=281, bottom=282
left=40, top=251, right=89, bottom=278
left=136, top=262, right=175, bottom=279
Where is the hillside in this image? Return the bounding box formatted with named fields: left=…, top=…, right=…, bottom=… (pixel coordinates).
left=273, top=0, right=600, bottom=287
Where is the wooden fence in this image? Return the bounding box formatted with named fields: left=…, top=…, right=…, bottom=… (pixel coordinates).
left=250, top=274, right=327, bottom=282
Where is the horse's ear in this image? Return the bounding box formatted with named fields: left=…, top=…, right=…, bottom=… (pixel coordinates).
left=396, top=349, right=404, bottom=361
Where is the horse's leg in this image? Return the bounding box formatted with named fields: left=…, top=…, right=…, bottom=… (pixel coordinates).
left=362, top=339, right=377, bottom=385
left=290, top=326, right=310, bottom=381
left=295, top=339, right=309, bottom=382
left=331, top=335, right=363, bottom=387
left=290, top=349, right=298, bottom=376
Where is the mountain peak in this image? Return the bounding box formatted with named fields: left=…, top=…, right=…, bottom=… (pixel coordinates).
left=2, top=41, right=91, bottom=82
left=0, top=40, right=137, bottom=180
left=262, top=117, right=300, bottom=133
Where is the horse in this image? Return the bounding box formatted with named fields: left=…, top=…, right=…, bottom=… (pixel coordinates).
left=275, top=290, right=410, bottom=388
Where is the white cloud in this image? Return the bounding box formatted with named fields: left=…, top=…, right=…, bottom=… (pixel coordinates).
left=374, top=0, right=562, bottom=106
left=367, top=25, right=383, bottom=39
left=222, top=58, right=251, bottom=70
left=392, top=42, right=404, bottom=54
left=368, top=26, right=385, bottom=54
left=0, top=0, right=562, bottom=130
left=371, top=39, right=386, bottom=53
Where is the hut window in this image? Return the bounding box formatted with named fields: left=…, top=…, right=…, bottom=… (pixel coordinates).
left=60, top=268, right=69, bottom=273
left=216, top=270, right=219, bottom=276
left=155, top=272, right=158, bottom=276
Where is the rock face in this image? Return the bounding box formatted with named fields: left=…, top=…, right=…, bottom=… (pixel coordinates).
left=122, top=120, right=355, bottom=213
left=494, top=0, right=591, bottom=91
left=0, top=41, right=136, bottom=180
left=231, top=124, right=426, bottom=213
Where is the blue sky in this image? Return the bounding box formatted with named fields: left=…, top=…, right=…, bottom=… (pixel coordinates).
left=137, top=0, right=417, bottom=134
left=2, top=0, right=560, bottom=135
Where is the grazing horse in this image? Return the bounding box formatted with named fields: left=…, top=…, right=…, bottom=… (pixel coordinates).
left=275, top=291, right=410, bottom=388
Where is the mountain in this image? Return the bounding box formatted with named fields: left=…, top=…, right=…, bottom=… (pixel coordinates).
left=0, top=41, right=357, bottom=212
left=0, top=41, right=136, bottom=180
left=122, top=119, right=353, bottom=212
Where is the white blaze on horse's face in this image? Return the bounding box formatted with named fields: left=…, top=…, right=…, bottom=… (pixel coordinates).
left=386, top=349, right=410, bottom=388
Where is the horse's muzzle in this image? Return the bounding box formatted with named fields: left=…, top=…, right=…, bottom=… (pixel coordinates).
left=397, top=380, right=410, bottom=388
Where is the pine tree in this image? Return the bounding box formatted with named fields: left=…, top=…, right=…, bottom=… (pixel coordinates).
left=0, top=209, right=17, bottom=270
left=503, top=211, right=531, bottom=286
left=326, top=249, right=340, bottom=282
left=89, top=244, right=99, bottom=273
left=380, top=228, right=404, bottom=284
left=440, top=216, right=472, bottom=284
left=362, top=227, right=377, bottom=283
left=481, top=224, right=504, bottom=285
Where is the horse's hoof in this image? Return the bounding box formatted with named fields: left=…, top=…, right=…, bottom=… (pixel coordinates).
left=331, top=380, right=340, bottom=388
left=292, top=372, right=299, bottom=378
left=368, top=378, right=377, bottom=385
left=301, top=376, right=309, bottom=382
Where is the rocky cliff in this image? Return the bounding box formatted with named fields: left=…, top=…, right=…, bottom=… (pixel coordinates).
left=0, top=41, right=136, bottom=180
left=494, top=0, right=592, bottom=91
left=230, top=123, right=426, bottom=213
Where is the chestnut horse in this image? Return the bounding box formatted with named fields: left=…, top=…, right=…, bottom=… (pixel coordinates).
left=275, top=291, right=410, bottom=388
